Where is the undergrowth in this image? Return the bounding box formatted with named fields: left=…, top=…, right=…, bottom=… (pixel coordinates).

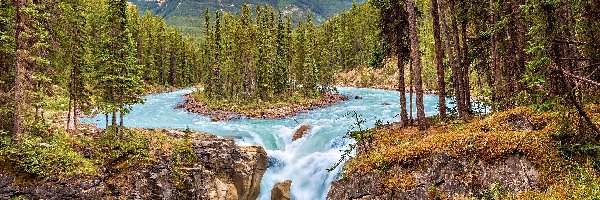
left=340, top=104, right=600, bottom=198
left=92, top=126, right=150, bottom=167
left=0, top=126, right=198, bottom=181
left=0, top=130, right=96, bottom=177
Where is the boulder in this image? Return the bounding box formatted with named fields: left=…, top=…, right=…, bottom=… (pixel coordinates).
left=293, top=124, right=311, bottom=141
left=506, top=113, right=534, bottom=131
left=271, top=180, right=292, bottom=200
left=354, top=96, right=363, bottom=99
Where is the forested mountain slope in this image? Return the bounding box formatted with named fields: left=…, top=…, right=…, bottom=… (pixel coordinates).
left=129, top=0, right=364, bottom=35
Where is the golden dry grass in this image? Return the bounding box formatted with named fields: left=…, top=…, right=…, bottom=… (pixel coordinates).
left=344, top=106, right=600, bottom=196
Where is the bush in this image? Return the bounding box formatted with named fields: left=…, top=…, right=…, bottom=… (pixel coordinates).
left=0, top=132, right=96, bottom=177
left=517, top=168, right=600, bottom=199
left=92, top=126, right=149, bottom=166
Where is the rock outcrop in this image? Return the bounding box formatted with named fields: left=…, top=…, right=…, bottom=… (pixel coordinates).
left=293, top=124, right=310, bottom=141
left=271, top=180, right=292, bottom=200
left=327, top=153, right=540, bottom=200
left=0, top=132, right=268, bottom=200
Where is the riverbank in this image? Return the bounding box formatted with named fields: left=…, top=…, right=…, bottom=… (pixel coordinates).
left=177, top=91, right=349, bottom=121
left=0, top=127, right=267, bottom=200
left=335, top=64, right=437, bottom=94
left=144, top=84, right=202, bottom=95
left=327, top=105, right=600, bottom=199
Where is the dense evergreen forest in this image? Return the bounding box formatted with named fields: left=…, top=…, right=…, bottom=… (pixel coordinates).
left=197, top=2, right=380, bottom=101
left=0, top=0, right=381, bottom=132
left=0, top=0, right=598, bottom=141
left=0, top=0, right=201, bottom=133
left=0, top=0, right=599, bottom=148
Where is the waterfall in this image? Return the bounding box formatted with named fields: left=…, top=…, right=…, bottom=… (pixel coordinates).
left=83, top=87, right=448, bottom=200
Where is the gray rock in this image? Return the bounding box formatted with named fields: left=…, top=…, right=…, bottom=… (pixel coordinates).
left=0, top=133, right=268, bottom=200
left=327, top=153, right=540, bottom=199
left=506, top=114, right=534, bottom=131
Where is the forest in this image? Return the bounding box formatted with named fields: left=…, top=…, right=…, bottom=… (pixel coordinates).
left=0, top=0, right=599, bottom=199
left=196, top=3, right=380, bottom=102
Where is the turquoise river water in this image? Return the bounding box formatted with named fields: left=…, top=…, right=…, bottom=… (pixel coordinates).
left=83, top=87, right=453, bottom=200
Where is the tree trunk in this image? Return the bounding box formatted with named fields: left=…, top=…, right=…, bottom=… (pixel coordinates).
left=398, top=49, right=409, bottom=125
left=460, top=16, right=471, bottom=115
left=512, top=0, right=526, bottom=93
left=490, top=0, right=501, bottom=111
left=409, top=61, right=414, bottom=124
left=407, top=0, right=427, bottom=130
left=67, top=99, right=74, bottom=131
left=73, top=97, right=78, bottom=130
left=439, top=0, right=460, bottom=117
left=13, top=0, right=25, bottom=137
left=431, top=0, right=447, bottom=120
left=119, top=111, right=124, bottom=127
left=449, top=0, right=465, bottom=118
left=112, top=111, right=117, bottom=126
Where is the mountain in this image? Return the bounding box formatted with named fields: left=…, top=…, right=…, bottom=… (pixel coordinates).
left=129, top=0, right=364, bottom=36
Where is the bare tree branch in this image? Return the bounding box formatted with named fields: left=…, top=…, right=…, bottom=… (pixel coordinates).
left=559, top=68, right=600, bottom=87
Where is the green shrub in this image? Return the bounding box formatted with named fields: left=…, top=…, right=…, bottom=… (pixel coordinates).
left=0, top=133, right=96, bottom=177
left=93, top=126, right=149, bottom=165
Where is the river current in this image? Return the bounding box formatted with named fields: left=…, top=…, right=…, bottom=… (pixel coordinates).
left=83, top=87, right=447, bottom=200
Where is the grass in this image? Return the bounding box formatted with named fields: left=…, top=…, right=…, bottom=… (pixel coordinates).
left=189, top=90, right=343, bottom=117
left=342, top=104, right=600, bottom=198
left=0, top=125, right=202, bottom=184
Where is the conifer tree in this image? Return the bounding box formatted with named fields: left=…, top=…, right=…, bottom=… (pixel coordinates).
left=273, top=11, right=288, bottom=96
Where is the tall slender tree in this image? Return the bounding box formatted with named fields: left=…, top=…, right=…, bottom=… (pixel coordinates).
left=406, top=0, right=426, bottom=130
left=431, top=0, right=446, bottom=120
left=13, top=0, right=25, bottom=136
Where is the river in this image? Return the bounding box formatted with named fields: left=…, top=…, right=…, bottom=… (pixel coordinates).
left=83, top=87, right=447, bottom=200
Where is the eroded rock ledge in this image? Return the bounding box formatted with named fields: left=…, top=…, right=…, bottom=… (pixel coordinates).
left=0, top=131, right=268, bottom=200
left=327, top=153, right=540, bottom=200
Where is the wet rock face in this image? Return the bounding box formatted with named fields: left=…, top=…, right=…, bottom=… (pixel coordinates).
left=0, top=135, right=268, bottom=200
left=271, top=180, right=292, bottom=200
left=327, top=153, right=540, bottom=200
left=293, top=124, right=311, bottom=141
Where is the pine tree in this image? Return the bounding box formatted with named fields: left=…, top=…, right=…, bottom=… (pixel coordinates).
left=273, top=11, right=288, bottom=96
left=100, top=0, right=144, bottom=127
left=304, top=11, right=318, bottom=96
left=0, top=0, right=15, bottom=131
left=202, top=9, right=214, bottom=98
left=13, top=0, right=26, bottom=136
left=212, top=11, right=223, bottom=99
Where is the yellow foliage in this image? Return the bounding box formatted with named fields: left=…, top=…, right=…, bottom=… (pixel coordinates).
left=344, top=107, right=592, bottom=191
